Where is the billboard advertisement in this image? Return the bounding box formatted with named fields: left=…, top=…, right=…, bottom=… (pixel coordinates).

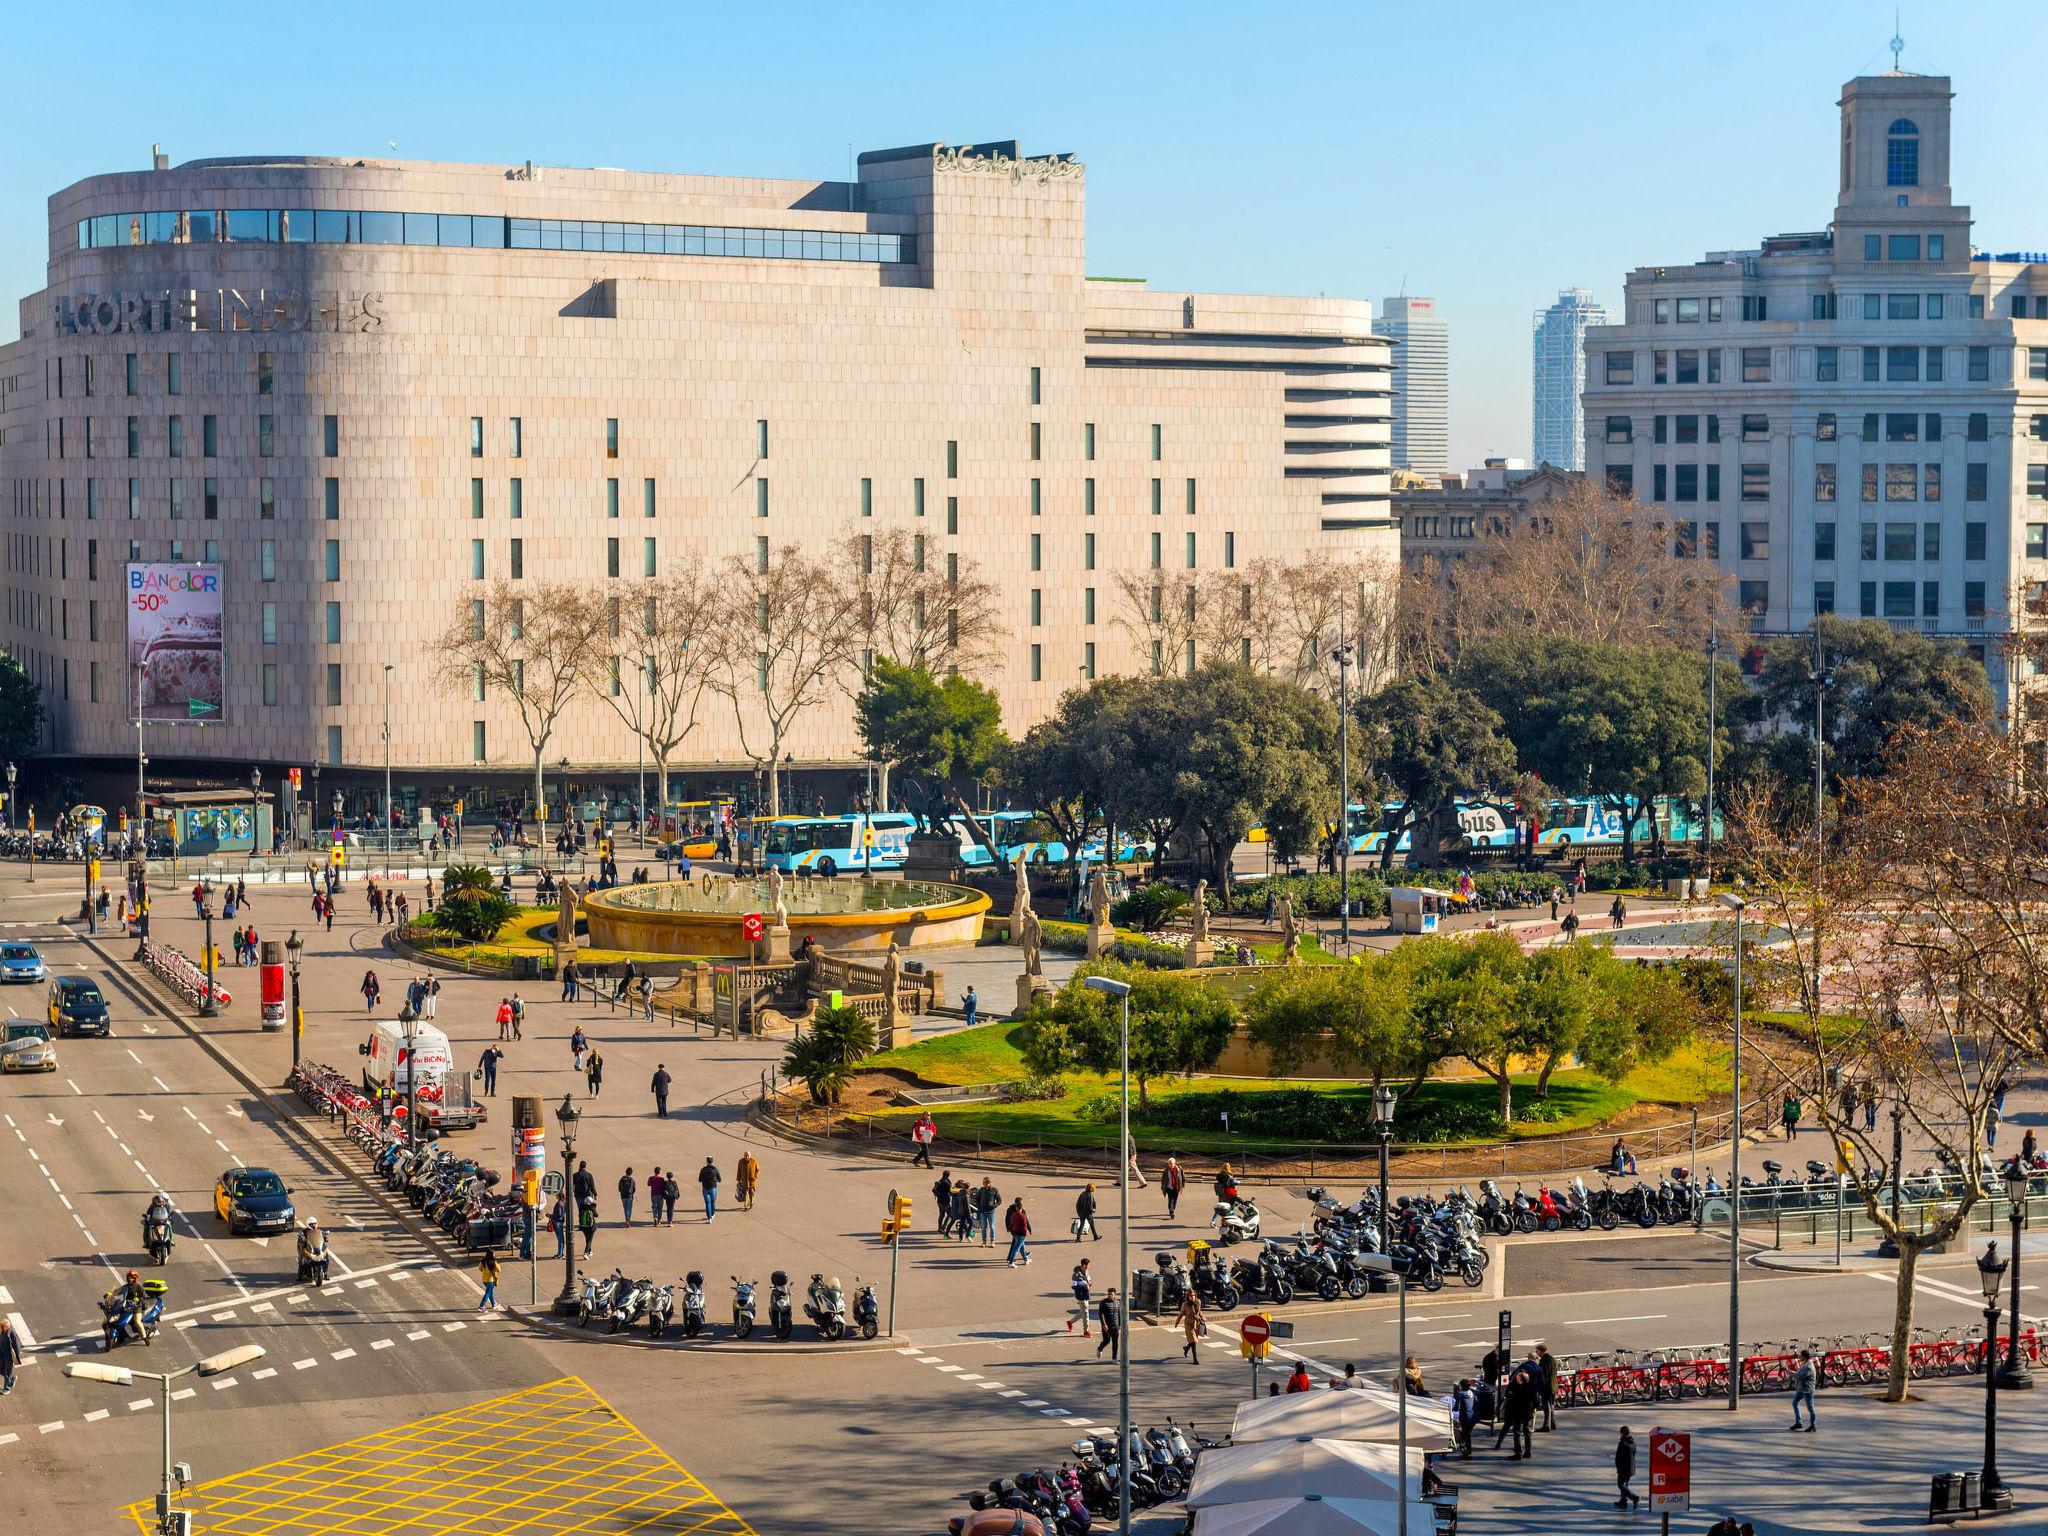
left=128, top=563, right=224, bottom=722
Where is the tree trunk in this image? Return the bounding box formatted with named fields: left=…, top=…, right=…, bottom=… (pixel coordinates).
left=1493, top=1068, right=1513, bottom=1125
left=1885, top=1242, right=1920, bottom=1403
left=532, top=749, right=546, bottom=840
left=766, top=739, right=783, bottom=817
left=654, top=759, right=671, bottom=830
left=1534, top=1051, right=1565, bottom=1100
left=1212, top=834, right=1234, bottom=911
left=1618, top=802, right=1635, bottom=866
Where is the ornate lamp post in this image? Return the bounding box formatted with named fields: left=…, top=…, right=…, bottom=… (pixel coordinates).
left=248, top=764, right=263, bottom=859
left=1373, top=1085, right=1398, bottom=1256
left=1998, top=1163, right=2034, bottom=1391
left=551, top=1094, right=583, bottom=1315
left=1976, top=1242, right=2014, bottom=1512
left=197, top=880, right=219, bottom=1018
left=284, top=930, right=304, bottom=1078
left=308, top=763, right=321, bottom=850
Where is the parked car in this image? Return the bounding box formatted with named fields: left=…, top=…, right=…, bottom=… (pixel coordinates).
left=214, top=1167, right=296, bottom=1235
left=0, top=942, right=46, bottom=983
left=48, top=976, right=111, bottom=1037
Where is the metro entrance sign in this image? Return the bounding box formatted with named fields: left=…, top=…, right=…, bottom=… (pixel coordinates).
left=1649, top=1427, right=1691, bottom=1513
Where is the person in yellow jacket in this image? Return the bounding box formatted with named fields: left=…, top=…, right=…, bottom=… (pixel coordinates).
left=736, top=1150, right=760, bottom=1210
left=478, top=1250, right=501, bottom=1311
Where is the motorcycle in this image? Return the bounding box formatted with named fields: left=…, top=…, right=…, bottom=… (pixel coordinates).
left=1474, top=1179, right=1517, bottom=1237
left=681, top=1271, right=707, bottom=1338
left=1159, top=1251, right=1239, bottom=1311
left=1570, top=1176, right=1620, bottom=1232
left=768, top=1270, right=794, bottom=1340
left=804, top=1272, right=846, bottom=1341
left=851, top=1277, right=880, bottom=1340
left=1210, top=1197, right=1261, bottom=1247
left=577, top=1269, right=626, bottom=1328
left=646, top=1283, right=675, bottom=1339
left=143, top=1216, right=175, bottom=1266
left=101, top=1280, right=168, bottom=1351
left=1138, top=1427, right=1187, bottom=1500
left=731, top=1276, right=757, bottom=1339
left=297, top=1244, right=332, bottom=1287
left=610, top=1276, right=653, bottom=1334
left=1227, top=1245, right=1296, bottom=1306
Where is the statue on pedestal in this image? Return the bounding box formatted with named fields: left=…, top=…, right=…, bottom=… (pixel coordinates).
left=1020, top=907, right=1043, bottom=977
left=767, top=866, right=789, bottom=931
left=1190, top=880, right=1209, bottom=943
left=1278, top=892, right=1302, bottom=964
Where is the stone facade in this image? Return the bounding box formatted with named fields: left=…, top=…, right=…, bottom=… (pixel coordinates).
left=0, top=142, right=1395, bottom=782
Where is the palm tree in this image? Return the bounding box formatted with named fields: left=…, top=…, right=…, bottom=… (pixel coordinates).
left=782, top=1004, right=877, bottom=1106
left=441, top=863, right=496, bottom=896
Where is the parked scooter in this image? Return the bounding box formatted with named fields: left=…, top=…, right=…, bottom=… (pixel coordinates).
left=610, top=1276, right=653, bottom=1334
left=731, top=1276, right=757, bottom=1339
left=851, top=1277, right=880, bottom=1340
left=768, top=1270, right=794, bottom=1340
left=646, top=1283, right=675, bottom=1339
left=804, top=1273, right=846, bottom=1341
left=680, top=1271, right=707, bottom=1338
left=576, top=1269, right=626, bottom=1328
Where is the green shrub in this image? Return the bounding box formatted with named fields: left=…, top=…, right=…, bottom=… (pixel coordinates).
left=1038, top=920, right=1188, bottom=969
left=1128, top=1086, right=1508, bottom=1143
left=1000, top=1073, right=1069, bottom=1104
left=427, top=891, right=518, bottom=942
left=440, top=863, right=498, bottom=896
left=1111, top=882, right=1190, bottom=932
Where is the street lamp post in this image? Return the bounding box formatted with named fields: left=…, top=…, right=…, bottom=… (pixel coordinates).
left=1878, top=1098, right=1905, bottom=1260
left=1704, top=621, right=1718, bottom=881
left=248, top=764, right=263, bottom=859
left=1357, top=1253, right=1412, bottom=1536
left=382, top=663, right=394, bottom=867
left=1718, top=890, right=1745, bottom=1410
left=1083, top=975, right=1133, bottom=1536
left=284, top=930, right=304, bottom=1079
left=1332, top=619, right=1355, bottom=949
left=1976, top=1242, right=2014, bottom=1512
left=197, top=880, right=219, bottom=1018
left=308, top=763, right=320, bottom=851
left=66, top=1343, right=266, bottom=1535
left=1372, top=1086, right=1397, bottom=1255
left=552, top=1093, right=583, bottom=1315
left=1998, top=1164, right=2034, bottom=1390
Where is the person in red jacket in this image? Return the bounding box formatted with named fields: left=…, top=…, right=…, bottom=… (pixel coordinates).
left=1285, top=1363, right=1313, bottom=1393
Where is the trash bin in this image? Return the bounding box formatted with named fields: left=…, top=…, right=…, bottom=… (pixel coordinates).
left=513, top=955, right=541, bottom=980
left=1130, top=1269, right=1162, bottom=1317
left=1961, top=1471, right=1981, bottom=1509
left=1929, top=1472, right=1967, bottom=1516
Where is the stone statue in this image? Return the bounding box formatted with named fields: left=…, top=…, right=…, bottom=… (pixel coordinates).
left=1089, top=866, right=1111, bottom=925
left=1020, top=907, right=1043, bottom=976
left=1013, top=848, right=1032, bottom=909
left=882, top=939, right=903, bottom=1000
left=1190, top=880, right=1209, bottom=942
left=556, top=878, right=580, bottom=940
left=1278, top=892, right=1301, bottom=964
left=767, top=866, right=788, bottom=929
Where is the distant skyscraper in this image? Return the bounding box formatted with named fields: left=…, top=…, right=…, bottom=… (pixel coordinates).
left=1530, top=287, right=1611, bottom=470
left=1372, top=296, right=1449, bottom=477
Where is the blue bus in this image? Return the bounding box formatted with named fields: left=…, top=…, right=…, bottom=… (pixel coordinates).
left=1341, top=796, right=1718, bottom=858
left=760, top=813, right=916, bottom=875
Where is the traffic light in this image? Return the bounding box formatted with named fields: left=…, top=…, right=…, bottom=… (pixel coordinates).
left=882, top=1193, right=913, bottom=1243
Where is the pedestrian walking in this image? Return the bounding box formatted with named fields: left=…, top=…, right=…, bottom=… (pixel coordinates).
left=1839, top=1078, right=1858, bottom=1124
left=496, top=997, right=514, bottom=1040
left=510, top=992, right=525, bottom=1039
left=962, top=985, right=978, bottom=1029
left=650, top=1063, right=671, bottom=1117
left=570, top=1028, right=589, bottom=1072
left=1126, top=1133, right=1147, bottom=1189
left=1782, top=1093, right=1802, bottom=1139
left=698, top=1156, right=722, bottom=1221
left=1067, top=1258, right=1094, bottom=1335
left=1790, top=1349, right=1818, bottom=1431
left=1095, top=1288, right=1120, bottom=1361
left=1561, top=909, right=1579, bottom=939
left=661, top=1169, right=681, bottom=1225
left=1548, top=888, right=1560, bottom=923
left=618, top=1168, right=637, bottom=1225
left=546, top=1197, right=566, bottom=1259
left=1615, top=1426, right=1641, bottom=1508
left=639, top=976, right=655, bottom=1022
left=578, top=1197, right=598, bottom=1257
left=585, top=1049, right=604, bottom=1098
left=323, top=895, right=334, bottom=932
left=1536, top=1343, right=1558, bottom=1430
left=1177, top=1289, right=1205, bottom=1361
left=1162, top=1156, right=1185, bottom=1220
left=646, top=1168, right=666, bottom=1225
left=423, top=976, right=439, bottom=1021
left=1609, top=894, right=1627, bottom=931
left=478, top=1045, right=503, bottom=1096
left=1861, top=1079, right=1878, bottom=1132
left=361, top=969, right=380, bottom=1014
left=910, top=1110, right=936, bottom=1167
left=972, top=1176, right=1000, bottom=1245
left=0, top=1316, right=21, bottom=1395
left=1496, top=1358, right=1537, bottom=1460
left=561, top=959, right=580, bottom=1002
left=1452, top=1380, right=1477, bottom=1459
left=477, top=1250, right=501, bottom=1311
left=1004, top=1198, right=1032, bottom=1266
left=1073, top=1183, right=1100, bottom=1241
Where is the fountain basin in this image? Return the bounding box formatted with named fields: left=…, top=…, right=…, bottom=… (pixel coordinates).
left=579, top=876, right=989, bottom=957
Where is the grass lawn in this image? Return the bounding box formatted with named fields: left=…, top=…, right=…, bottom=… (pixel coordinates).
left=406, top=907, right=673, bottom=970
left=862, top=1028, right=1729, bottom=1150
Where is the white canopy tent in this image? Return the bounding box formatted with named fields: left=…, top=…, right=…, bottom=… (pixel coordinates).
left=1230, top=1388, right=1453, bottom=1445
left=1191, top=1494, right=1442, bottom=1536
left=1186, top=1436, right=1429, bottom=1508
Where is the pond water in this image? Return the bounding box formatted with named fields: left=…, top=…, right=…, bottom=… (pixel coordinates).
left=595, top=876, right=966, bottom=917
left=1601, top=919, right=1793, bottom=948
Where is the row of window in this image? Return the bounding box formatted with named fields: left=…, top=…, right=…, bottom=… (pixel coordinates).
left=1613, top=459, right=1994, bottom=505
left=1859, top=232, right=1948, bottom=263
left=1023, top=639, right=1215, bottom=685
left=76, top=208, right=915, bottom=265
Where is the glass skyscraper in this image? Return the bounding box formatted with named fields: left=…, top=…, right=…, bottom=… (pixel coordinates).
left=1530, top=287, right=1611, bottom=470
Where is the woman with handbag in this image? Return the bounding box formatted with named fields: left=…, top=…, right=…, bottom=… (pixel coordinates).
left=1177, top=1289, right=1206, bottom=1362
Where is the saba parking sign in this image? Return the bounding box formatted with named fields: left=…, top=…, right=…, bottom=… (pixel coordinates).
left=1648, top=1427, right=1691, bottom=1512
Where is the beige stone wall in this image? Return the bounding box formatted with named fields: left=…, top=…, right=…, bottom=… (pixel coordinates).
left=1, top=147, right=1394, bottom=772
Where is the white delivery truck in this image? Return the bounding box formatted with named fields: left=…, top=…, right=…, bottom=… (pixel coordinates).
left=359, top=1019, right=484, bottom=1136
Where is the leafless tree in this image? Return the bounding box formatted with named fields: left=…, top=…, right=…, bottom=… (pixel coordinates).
left=1111, top=570, right=1205, bottom=676
left=709, top=546, right=861, bottom=816
left=431, top=582, right=609, bottom=826
left=582, top=568, right=730, bottom=819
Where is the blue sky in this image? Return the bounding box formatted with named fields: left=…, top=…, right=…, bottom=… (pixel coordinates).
left=9, top=1, right=2045, bottom=468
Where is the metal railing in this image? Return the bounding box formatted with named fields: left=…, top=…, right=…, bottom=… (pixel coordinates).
left=1771, top=1189, right=2048, bottom=1248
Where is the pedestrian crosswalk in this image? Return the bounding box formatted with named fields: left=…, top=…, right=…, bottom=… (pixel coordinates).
left=896, top=1344, right=1116, bottom=1438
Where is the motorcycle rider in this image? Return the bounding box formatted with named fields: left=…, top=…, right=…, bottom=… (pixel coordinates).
left=110, top=1268, right=149, bottom=1340
left=142, top=1193, right=175, bottom=1253
left=297, top=1218, right=329, bottom=1282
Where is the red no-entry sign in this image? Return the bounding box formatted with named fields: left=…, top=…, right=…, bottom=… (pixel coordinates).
left=1240, top=1314, right=1270, bottom=1347
left=1649, top=1427, right=1691, bottom=1512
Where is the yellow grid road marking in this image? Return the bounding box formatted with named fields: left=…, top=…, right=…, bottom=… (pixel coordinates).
left=121, top=1377, right=754, bottom=1536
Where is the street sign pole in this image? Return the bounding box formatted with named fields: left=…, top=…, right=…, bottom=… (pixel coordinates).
left=888, top=1189, right=901, bottom=1338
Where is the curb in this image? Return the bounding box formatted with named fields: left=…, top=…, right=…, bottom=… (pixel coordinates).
left=500, top=1303, right=910, bottom=1355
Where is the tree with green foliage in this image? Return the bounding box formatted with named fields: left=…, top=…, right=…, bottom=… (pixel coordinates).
left=1243, top=949, right=1439, bottom=1090
left=782, top=1003, right=878, bottom=1106
left=1000, top=681, right=1128, bottom=900
left=1737, top=615, right=1992, bottom=800
left=1352, top=675, right=1516, bottom=868
left=0, top=650, right=43, bottom=769
left=439, top=864, right=497, bottom=896
left=1455, top=635, right=1711, bottom=863
left=427, top=890, right=518, bottom=943
left=854, top=658, right=1006, bottom=841
left=1019, top=961, right=1236, bottom=1110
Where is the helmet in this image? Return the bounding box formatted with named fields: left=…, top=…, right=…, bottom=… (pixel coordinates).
left=126, top=1269, right=139, bottom=1281
left=306, top=1218, right=318, bottom=1228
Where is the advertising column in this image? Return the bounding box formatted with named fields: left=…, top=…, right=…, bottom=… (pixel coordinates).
left=259, top=940, right=285, bottom=1031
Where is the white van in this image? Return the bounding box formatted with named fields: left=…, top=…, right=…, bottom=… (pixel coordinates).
left=359, top=1019, right=483, bottom=1134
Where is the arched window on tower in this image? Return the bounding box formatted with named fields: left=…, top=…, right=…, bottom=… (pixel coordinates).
left=1887, top=119, right=1920, bottom=188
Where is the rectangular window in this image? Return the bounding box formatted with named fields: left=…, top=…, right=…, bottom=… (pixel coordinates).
left=318, top=414, right=336, bottom=457
left=1885, top=521, right=1917, bottom=559
left=1185, top=531, right=1197, bottom=567
left=1676, top=297, right=1700, bottom=323
left=260, top=539, right=277, bottom=581
left=2029, top=525, right=2048, bottom=560
left=1861, top=465, right=1880, bottom=502
left=1084, top=478, right=1095, bottom=516
left=1740, top=522, right=1770, bottom=560
left=1739, top=579, right=1768, bottom=615
left=1674, top=350, right=1698, bottom=384
left=861, top=477, right=872, bottom=517
left=86, top=478, right=97, bottom=520
left=1816, top=346, right=1837, bottom=382
left=1151, top=423, right=1162, bottom=460
left=605, top=478, right=619, bottom=519
left=1864, top=293, right=1883, bottom=321
left=1927, top=294, right=1944, bottom=321
left=1882, top=580, right=1915, bottom=618
left=470, top=478, right=484, bottom=519
left=326, top=664, right=343, bottom=707
left=1966, top=522, right=1987, bottom=561
left=124, top=353, right=137, bottom=396
left=1030, top=534, right=1041, bottom=572
left=1968, top=346, right=1990, bottom=382
left=326, top=602, right=341, bottom=644
left=1082, top=532, right=1096, bottom=571
left=1605, top=352, right=1634, bottom=384
left=1861, top=522, right=1879, bottom=559
left=1862, top=347, right=1881, bottom=382
left=1029, top=366, right=1041, bottom=406
left=1083, top=586, right=1096, bottom=625
left=199, top=414, right=217, bottom=456
left=166, top=353, right=181, bottom=395
left=509, top=478, right=523, bottom=520
left=472, top=722, right=486, bottom=763
left=1887, top=235, right=1921, bottom=262
left=605, top=418, right=619, bottom=458
left=1708, top=297, right=1723, bottom=322
left=1675, top=414, right=1698, bottom=444
left=1886, top=464, right=1918, bottom=502
left=1814, top=463, right=1837, bottom=502
left=946, top=496, right=958, bottom=535
left=1706, top=415, right=1721, bottom=444
left=636, top=478, right=653, bottom=518
left=1965, top=580, right=1985, bottom=618
left=603, top=538, right=617, bottom=579
left=1923, top=522, right=1941, bottom=560
left=1653, top=415, right=1668, bottom=445
left=1707, top=350, right=1722, bottom=383
left=1816, top=412, right=1837, bottom=441
left=1674, top=521, right=1698, bottom=558
left=2031, top=350, right=2048, bottom=382
left=507, top=417, right=522, bottom=459
left=1150, top=531, right=1161, bottom=569
left=643, top=537, right=656, bottom=577
left=1030, top=645, right=1041, bottom=683
left=1930, top=235, right=1945, bottom=260
left=1815, top=521, right=1837, bottom=560
left=168, top=416, right=183, bottom=458
left=2031, top=465, right=2048, bottom=501
left=1185, top=479, right=1197, bottom=516
left=946, top=439, right=958, bottom=478
left=1029, top=421, right=1041, bottom=461
left=1741, top=414, right=1768, bottom=441
left=1969, top=293, right=1985, bottom=319
left=259, top=477, right=274, bottom=520
left=1030, top=479, right=1042, bottom=517
left=757, top=536, right=769, bottom=573
left=261, top=664, right=276, bottom=707
left=1607, top=464, right=1634, bottom=496
left=1675, top=464, right=1699, bottom=502
left=255, top=351, right=272, bottom=396
left=1886, top=346, right=1919, bottom=382
left=1967, top=463, right=1988, bottom=501
left=913, top=478, right=925, bottom=518
left=1926, top=414, right=1942, bottom=442
left=1886, top=413, right=1917, bottom=442
left=1887, top=292, right=1921, bottom=320
left=1924, top=463, right=1942, bottom=501
left=1224, top=531, right=1236, bottom=568
left=1083, top=423, right=1095, bottom=461
left=1655, top=298, right=1670, bottom=324
left=756, top=479, right=768, bottom=518
left=1029, top=589, right=1041, bottom=627
left=1740, top=463, right=1769, bottom=502
left=126, top=416, right=140, bottom=457
left=1741, top=295, right=1768, bottom=322
left=169, top=479, right=183, bottom=520
left=469, top=417, right=483, bottom=457
left=1653, top=351, right=1668, bottom=384
left=202, top=478, right=218, bottom=519
left=468, top=539, right=483, bottom=579
left=261, top=602, right=277, bottom=645
left=1814, top=580, right=1835, bottom=614
left=1150, top=479, right=1162, bottom=516
left=755, top=420, right=768, bottom=459
left=1605, top=415, right=1632, bottom=444
left=1742, top=348, right=1770, bottom=382
left=323, top=477, right=340, bottom=520
left=1861, top=581, right=1877, bottom=617
left=128, top=478, right=140, bottom=519
left=1652, top=465, right=1668, bottom=502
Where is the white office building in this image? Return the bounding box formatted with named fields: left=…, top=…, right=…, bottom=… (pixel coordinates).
left=1531, top=288, right=1611, bottom=470
left=1584, top=71, right=2048, bottom=703
left=1373, top=296, right=1449, bottom=477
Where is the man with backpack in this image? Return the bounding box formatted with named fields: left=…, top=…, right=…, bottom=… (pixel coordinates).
left=1004, top=1198, right=1032, bottom=1266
